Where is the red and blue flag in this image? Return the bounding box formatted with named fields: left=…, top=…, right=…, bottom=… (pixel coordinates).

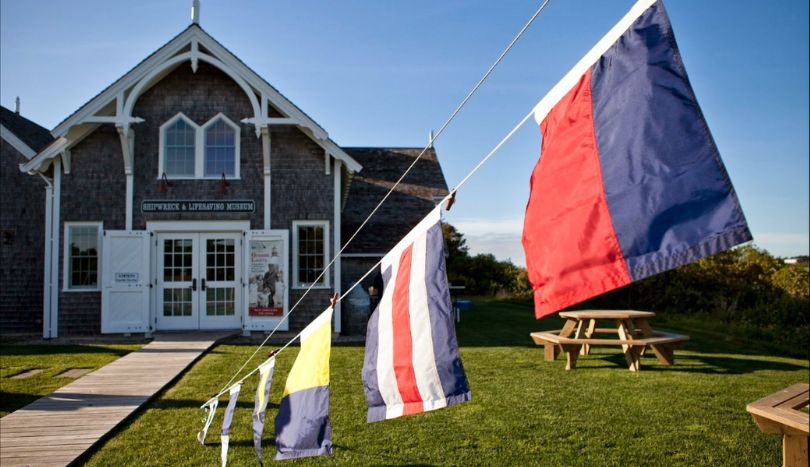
left=362, top=206, right=471, bottom=422
left=522, top=0, right=752, bottom=318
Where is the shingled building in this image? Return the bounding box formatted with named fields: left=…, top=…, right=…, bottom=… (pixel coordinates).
left=1, top=105, right=54, bottom=334
left=13, top=18, right=447, bottom=338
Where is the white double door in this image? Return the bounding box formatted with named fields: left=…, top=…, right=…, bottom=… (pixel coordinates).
left=156, top=232, right=242, bottom=330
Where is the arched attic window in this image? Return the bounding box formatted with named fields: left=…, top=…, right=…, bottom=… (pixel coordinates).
left=159, top=113, right=198, bottom=178
left=203, top=114, right=240, bottom=179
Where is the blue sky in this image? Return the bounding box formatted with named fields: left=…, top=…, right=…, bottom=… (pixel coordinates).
left=2, top=0, right=807, bottom=265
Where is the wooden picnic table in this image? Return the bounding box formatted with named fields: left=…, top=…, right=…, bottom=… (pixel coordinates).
left=530, top=309, right=689, bottom=371
left=746, top=383, right=809, bottom=467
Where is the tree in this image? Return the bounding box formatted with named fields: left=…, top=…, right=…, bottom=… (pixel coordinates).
left=441, top=222, right=531, bottom=296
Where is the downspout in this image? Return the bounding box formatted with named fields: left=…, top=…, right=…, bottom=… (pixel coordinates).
left=51, top=159, right=62, bottom=338
left=36, top=171, right=54, bottom=339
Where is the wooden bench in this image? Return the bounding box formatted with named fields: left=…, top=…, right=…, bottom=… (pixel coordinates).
left=529, top=310, right=688, bottom=371
left=531, top=330, right=688, bottom=370
left=747, top=383, right=809, bottom=467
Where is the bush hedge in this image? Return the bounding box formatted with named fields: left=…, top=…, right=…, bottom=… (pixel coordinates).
left=443, top=223, right=809, bottom=357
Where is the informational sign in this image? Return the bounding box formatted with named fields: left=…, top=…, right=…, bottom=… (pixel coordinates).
left=141, top=200, right=255, bottom=213
left=114, top=272, right=139, bottom=283
left=248, top=239, right=285, bottom=317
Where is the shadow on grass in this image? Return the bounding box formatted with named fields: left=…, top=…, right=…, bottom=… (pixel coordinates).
left=0, top=345, right=133, bottom=357
left=152, top=399, right=279, bottom=410
left=558, top=349, right=807, bottom=374
left=647, top=354, right=807, bottom=374
left=455, top=299, right=810, bottom=365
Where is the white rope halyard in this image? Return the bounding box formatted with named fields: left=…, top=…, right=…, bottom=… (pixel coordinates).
left=207, top=0, right=553, bottom=403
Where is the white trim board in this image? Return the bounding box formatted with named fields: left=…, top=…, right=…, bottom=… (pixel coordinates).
left=146, top=220, right=250, bottom=232
left=291, top=220, right=331, bottom=289
left=156, top=112, right=242, bottom=180
left=1, top=124, right=37, bottom=160
left=19, top=137, right=68, bottom=174
left=21, top=26, right=362, bottom=174
left=63, top=222, right=104, bottom=293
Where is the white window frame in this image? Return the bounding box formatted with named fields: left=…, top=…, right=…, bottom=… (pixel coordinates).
left=157, top=112, right=241, bottom=180
left=63, top=222, right=103, bottom=292
left=201, top=113, right=241, bottom=180
left=158, top=112, right=200, bottom=180
left=292, top=220, right=331, bottom=289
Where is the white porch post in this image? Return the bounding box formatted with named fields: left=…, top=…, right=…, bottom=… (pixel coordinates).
left=333, top=159, right=342, bottom=333
left=50, top=159, right=62, bottom=338
left=261, top=126, right=271, bottom=230
left=42, top=180, right=53, bottom=338
left=117, top=125, right=134, bottom=230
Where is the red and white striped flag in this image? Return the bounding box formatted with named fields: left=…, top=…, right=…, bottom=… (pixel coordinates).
left=362, top=206, right=471, bottom=422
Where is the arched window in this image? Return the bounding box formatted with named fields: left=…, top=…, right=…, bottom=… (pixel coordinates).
left=160, top=114, right=198, bottom=178
left=157, top=113, right=240, bottom=179
left=203, top=115, right=240, bottom=178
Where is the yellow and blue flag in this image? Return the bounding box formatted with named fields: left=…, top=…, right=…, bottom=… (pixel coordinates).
left=274, top=307, right=333, bottom=460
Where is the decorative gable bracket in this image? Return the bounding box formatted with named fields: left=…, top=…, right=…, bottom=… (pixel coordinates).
left=20, top=25, right=362, bottom=175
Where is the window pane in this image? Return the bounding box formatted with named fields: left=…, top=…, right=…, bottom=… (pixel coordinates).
left=68, top=225, right=99, bottom=289
left=204, top=119, right=236, bottom=177
left=297, top=224, right=326, bottom=286
left=164, top=118, right=196, bottom=177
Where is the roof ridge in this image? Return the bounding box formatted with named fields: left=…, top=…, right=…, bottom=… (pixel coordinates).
left=343, top=146, right=436, bottom=150
left=0, top=105, right=49, bottom=130
left=0, top=105, right=55, bottom=152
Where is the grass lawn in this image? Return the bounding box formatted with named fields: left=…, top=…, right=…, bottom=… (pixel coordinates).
left=86, top=300, right=808, bottom=466
left=0, top=343, right=142, bottom=417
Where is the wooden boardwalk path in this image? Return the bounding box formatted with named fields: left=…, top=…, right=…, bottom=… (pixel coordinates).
left=0, top=332, right=234, bottom=467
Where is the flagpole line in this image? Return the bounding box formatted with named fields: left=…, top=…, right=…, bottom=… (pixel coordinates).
left=207, top=328, right=304, bottom=404
left=207, top=105, right=536, bottom=403
left=210, top=0, right=553, bottom=398
left=448, top=109, right=535, bottom=197
left=338, top=107, right=535, bottom=304
left=207, top=258, right=387, bottom=403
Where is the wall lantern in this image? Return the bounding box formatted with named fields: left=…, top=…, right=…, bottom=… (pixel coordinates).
left=159, top=172, right=172, bottom=193
left=219, top=173, right=230, bottom=194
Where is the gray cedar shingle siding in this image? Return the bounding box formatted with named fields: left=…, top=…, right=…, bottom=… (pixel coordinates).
left=3, top=51, right=453, bottom=337
left=0, top=106, right=52, bottom=334
left=341, top=147, right=449, bottom=254
left=54, top=62, right=335, bottom=334
left=0, top=141, right=45, bottom=333
left=338, top=147, right=449, bottom=335
left=58, top=125, right=126, bottom=335
left=132, top=62, right=263, bottom=228
left=270, top=124, right=335, bottom=330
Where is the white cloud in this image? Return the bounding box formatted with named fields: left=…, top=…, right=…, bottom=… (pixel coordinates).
left=450, top=217, right=526, bottom=266
left=753, top=233, right=809, bottom=257
left=447, top=220, right=810, bottom=267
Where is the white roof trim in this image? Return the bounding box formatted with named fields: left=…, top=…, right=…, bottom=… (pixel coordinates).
left=20, top=137, right=69, bottom=173
left=46, top=25, right=361, bottom=173
left=1, top=124, right=37, bottom=160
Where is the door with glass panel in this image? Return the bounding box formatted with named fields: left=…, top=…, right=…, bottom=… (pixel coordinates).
left=156, top=232, right=242, bottom=330
left=199, top=233, right=241, bottom=329
left=156, top=234, right=199, bottom=330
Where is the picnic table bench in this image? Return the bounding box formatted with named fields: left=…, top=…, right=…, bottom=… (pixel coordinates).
left=746, top=383, right=809, bottom=467
left=530, top=310, right=689, bottom=371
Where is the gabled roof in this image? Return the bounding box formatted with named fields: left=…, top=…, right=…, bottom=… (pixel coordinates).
left=0, top=106, right=54, bottom=159
left=341, top=147, right=449, bottom=254
left=22, top=24, right=361, bottom=173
